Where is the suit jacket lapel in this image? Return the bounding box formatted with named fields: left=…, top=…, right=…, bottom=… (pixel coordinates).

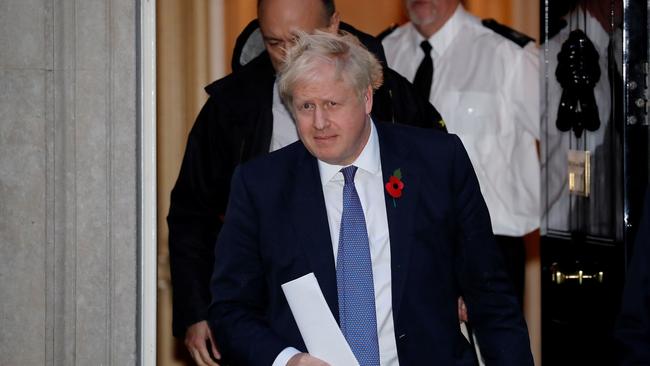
left=288, top=147, right=340, bottom=321
left=377, top=123, right=418, bottom=322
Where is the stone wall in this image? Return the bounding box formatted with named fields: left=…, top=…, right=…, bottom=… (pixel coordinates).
left=0, top=0, right=139, bottom=364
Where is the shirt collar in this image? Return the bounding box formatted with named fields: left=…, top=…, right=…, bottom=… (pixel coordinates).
left=408, top=3, right=467, bottom=58
left=318, top=119, right=381, bottom=186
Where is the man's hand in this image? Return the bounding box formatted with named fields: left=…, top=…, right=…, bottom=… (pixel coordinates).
left=185, top=320, right=221, bottom=366
left=287, top=353, right=330, bottom=366
left=458, top=296, right=468, bottom=323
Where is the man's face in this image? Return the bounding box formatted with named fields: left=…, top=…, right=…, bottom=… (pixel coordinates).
left=258, top=0, right=338, bottom=71
left=405, top=0, right=458, bottom=28
left=291, top=61, right=372, bottom=166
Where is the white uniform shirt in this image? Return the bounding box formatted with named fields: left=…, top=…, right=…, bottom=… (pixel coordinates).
left=382, top=5, right=540, bottom=237
left=274, top=121, right=399, bottom=366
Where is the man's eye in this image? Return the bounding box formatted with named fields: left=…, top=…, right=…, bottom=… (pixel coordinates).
left=327, top=101, right=338, bottom=107
left=297, top=103, right=314, bottom=111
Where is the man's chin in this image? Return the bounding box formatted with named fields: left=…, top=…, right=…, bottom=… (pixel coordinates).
left=313, top=152, right=337, bottom=164
left=407, top=6, right=437, bottom=26
left=311, top=150, right=344, bottom=166
left=410, top=15, right=438, bottom=27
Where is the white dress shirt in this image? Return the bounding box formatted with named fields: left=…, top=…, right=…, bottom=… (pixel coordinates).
left=270, top=80, right=299, bottom=152
left=273, top=121, right=399, bottom=366
left=382, top=5, right=541, bottom=237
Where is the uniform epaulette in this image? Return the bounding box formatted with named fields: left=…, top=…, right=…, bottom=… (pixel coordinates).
left=377, top=24, right=399, bottom=41
left=481, top=19, right=534, bottom=48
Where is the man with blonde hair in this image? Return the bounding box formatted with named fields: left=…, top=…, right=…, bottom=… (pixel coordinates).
left=209, top=31, right=532, bottom=366
left=167, top=1, right=446, bottom=364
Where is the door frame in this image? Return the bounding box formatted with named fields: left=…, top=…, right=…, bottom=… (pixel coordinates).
left=139, top=0, right=157, bottom=364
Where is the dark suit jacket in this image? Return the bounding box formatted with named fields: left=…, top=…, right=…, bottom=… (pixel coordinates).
left=208, top=122, right=532, bottom=365
left=167, top=32, right=446, bottom=336
left=616, top=186, right=650, bottom=365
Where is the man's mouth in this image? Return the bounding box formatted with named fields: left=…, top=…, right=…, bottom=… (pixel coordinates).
left=314, top=135, right=337, bottom=142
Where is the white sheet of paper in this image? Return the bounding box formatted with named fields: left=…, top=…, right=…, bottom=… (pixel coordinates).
left=281, top=273, right=359, bottom=366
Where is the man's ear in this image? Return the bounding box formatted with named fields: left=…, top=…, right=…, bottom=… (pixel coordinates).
left=327, top=11, right=341, bottom=33
left=364, top=86, right=373, bottom=114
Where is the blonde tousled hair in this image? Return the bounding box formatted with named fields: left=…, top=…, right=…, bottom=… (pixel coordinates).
left=277, top=30, right=384, bottom=114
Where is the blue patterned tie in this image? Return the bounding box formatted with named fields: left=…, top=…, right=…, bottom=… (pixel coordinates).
left=336, top=166, right=380, bottom=366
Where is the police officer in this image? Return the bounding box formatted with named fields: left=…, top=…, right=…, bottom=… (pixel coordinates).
left=382, top=0, right=540, bottom=307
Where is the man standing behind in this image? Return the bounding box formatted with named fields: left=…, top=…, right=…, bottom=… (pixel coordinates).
left=209, top=30, right=532, bottom=366
left=382, top=0, right=540, bottom=305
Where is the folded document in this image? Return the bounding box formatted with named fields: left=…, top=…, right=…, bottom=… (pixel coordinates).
left=281, top=273, right=359, bottom=366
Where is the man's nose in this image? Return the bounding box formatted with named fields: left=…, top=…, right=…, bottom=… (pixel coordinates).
left=313, top=107, right=330, bottom=130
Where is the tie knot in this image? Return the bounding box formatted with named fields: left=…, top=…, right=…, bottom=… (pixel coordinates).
left=420, top=40, right=432, bottom=54
left=341, top=166, right=358, bottom=185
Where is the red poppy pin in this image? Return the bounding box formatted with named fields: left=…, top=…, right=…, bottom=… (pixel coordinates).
left=385, top=168, right=404, bottom=207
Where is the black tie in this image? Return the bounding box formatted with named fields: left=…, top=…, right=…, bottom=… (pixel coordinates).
left=413, top=40, right=433, bottom=101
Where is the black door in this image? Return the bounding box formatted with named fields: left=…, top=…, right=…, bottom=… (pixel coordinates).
left=540, top=0, right=649, bottom=364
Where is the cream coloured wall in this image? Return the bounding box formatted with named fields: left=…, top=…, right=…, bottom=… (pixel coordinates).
left=157, top=1, right=225, bottom=364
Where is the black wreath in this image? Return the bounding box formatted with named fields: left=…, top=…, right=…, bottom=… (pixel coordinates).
left=555, top=29, right=602, bottom=138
